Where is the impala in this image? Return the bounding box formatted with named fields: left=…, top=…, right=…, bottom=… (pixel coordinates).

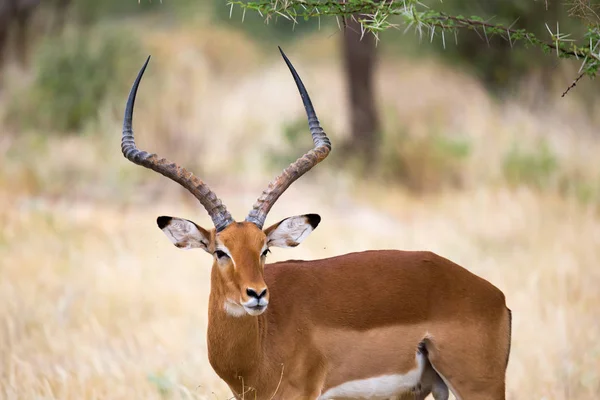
left=121, top=48, right=512, bottom=400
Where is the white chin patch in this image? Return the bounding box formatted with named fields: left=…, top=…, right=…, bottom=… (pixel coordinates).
left=223, top=301, right=246, bottom=318
left=224, top=300, right=268, bottom=317
left=243, top=305, right=268, bottom=316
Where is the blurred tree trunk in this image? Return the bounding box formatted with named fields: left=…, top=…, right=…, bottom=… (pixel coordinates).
left=341, top=17, right=380, bottom=164
left=0, top=0, right=69, bottom=77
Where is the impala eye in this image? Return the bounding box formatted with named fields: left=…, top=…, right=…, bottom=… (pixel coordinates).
left=215, top=250, right=229, bottom=260
left=262, top=248, right=270, bottom=257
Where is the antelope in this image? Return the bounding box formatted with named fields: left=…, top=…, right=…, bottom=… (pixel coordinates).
left=121, top=48, right=512, bottom=400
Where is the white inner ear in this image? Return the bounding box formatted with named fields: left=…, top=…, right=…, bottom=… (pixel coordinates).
left=267, top=216, right=315, bottom=248
left=161, top=218, right=209, bottom=251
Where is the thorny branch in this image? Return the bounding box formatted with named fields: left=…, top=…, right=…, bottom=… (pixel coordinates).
left=562, top=71, right=586, bottom=96
left=226, top=0, right=600, bottom=95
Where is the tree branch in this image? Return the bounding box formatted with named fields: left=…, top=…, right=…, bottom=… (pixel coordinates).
left=226, top=0, right=600, bottom=82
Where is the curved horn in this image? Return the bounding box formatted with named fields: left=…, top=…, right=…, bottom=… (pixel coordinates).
left=122, top=56, right=234, bottom=232
left=245, top=47, right=332, bottom=229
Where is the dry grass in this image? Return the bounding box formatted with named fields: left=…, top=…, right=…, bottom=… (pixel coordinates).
left=1, top=17, right=600, bottom=399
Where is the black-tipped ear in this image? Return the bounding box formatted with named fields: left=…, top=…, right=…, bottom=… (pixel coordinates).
left=157, top=216, right=172, bottom=230
left=264, top=214, right=320, bottom=249
left=156, top=216, right=211, bottom=252
left=305, top=214, right=321, bottom=229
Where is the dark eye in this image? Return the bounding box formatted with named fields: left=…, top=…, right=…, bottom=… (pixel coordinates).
left=215, top=250, right=229, bottom=259
left=262, top=248, right=270, bottom=257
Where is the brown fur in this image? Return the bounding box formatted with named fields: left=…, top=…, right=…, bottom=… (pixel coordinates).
left=199, top=222, right=511, bottom=400
left=127, top=48, right=510, bottom=399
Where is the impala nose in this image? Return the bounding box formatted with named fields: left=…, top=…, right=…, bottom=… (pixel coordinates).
left=246, top=288, right=268, bottom=300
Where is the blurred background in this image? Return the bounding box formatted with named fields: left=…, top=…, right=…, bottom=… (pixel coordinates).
left=1, top=0, right=599, bottom=398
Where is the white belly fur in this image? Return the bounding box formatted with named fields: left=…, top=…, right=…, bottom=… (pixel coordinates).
left=319, top=352, right=425, bottom=399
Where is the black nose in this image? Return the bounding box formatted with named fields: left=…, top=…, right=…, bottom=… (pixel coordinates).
left=246, top=288, right=267, bottom=299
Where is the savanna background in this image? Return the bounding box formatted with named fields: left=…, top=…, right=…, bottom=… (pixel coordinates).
left=1, top=0, right=599, bottom=398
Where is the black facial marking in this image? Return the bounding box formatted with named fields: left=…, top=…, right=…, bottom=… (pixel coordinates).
left=157, top=216, right=172, bottom=229
left=305, top=214, right=321, bottom=229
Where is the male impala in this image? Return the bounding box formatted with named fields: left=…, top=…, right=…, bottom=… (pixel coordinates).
left=121, top=48, right=512, bottom=400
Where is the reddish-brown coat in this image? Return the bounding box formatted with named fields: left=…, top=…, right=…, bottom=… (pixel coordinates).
left=205, top=227, right=511, bottom=400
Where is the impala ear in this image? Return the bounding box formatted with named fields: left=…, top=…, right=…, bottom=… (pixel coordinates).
left=264, top=214, right=321, bottom=248
left=157, top=216, right=211, bottom=252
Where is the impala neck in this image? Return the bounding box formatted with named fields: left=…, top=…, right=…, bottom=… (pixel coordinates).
left=207, top=266, right=269, bottom=394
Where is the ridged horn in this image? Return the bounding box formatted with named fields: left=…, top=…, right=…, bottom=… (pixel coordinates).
left=245, top=47, right=332, bottom=229
left=121, top=56, right=234, bottom=232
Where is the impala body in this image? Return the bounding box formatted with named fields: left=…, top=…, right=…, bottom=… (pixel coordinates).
left=121, top=48, right=512, bottom=400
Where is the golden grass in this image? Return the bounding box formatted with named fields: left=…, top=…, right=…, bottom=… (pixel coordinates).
left=1, top=18, right=600, bottom=399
